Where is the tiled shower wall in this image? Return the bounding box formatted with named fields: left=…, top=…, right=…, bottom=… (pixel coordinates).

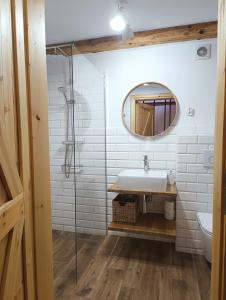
left=74, top=56, right=106, bottom=235
left=47, top=55, right=72, bottom=232
left=47, top=55, right=107, bottom=235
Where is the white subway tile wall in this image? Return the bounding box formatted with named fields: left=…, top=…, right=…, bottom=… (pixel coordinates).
left=47, top=55, right=107, bottom=235
left=107, top=133, right=213, bottom=255
left=47, top=56, right=214, bottom=255
left=106, top=127, right=177, bottom=218
left=106, top=131, right=213, bottom=254
left=176, top=135, right=214, bottom=254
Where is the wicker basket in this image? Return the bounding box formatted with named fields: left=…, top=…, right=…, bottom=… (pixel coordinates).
left=112, top=194, right=139, bottom=224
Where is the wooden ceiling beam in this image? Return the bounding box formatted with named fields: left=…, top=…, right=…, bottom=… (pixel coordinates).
left=46, top=21, right=217, bottom=55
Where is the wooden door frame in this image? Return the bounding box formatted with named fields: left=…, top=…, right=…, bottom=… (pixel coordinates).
left=10, top=0, right=36, bottom=298
left=211, top=0, right=226, bottom=299
left=30, top=0, right=226, bottom=298
left=23, top=0, right=54, bottom=299
left=2, top=0, right=226, bottom=298
left=0, top=0, right=54, bottom=299
left=21, top=0, right=226, bottom=298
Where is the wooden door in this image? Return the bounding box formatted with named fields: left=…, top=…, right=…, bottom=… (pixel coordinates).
left=211, top=0, right=226, bottom=299
left=135, top=103, right=154, bottom=136
left=0, top=0, right=53, bottom=299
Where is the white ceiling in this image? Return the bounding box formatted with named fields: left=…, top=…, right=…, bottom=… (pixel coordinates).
left=45, top=0, right=218, bottom=45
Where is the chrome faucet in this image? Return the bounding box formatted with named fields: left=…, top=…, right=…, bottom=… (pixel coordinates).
left=143, top=155, right=149, bottom=172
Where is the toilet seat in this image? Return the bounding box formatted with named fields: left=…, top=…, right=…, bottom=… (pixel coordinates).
left=197, top=212, right=212, bottom=236
left=197, top=212, right=212, bottom=263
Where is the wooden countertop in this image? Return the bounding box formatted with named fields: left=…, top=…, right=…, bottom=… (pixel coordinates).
left=108, top=183, right=177, bottom=196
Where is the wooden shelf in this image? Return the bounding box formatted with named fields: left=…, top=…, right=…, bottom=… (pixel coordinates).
left=108, top=183, right=177, bottom=196
left=108, top=213, right=176, bottom=239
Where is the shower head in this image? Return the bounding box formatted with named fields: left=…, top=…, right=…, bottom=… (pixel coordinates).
left=58, top=86, right=68, bottom=102
left=58, top=86, right=74, bottom=104
left=58, top=86, right=67, bottom=94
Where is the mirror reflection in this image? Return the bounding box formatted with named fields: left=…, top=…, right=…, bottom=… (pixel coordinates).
left=122, top=82, right=178, bottom=137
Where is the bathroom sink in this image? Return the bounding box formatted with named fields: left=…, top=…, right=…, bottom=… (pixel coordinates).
left=117, top=169, right=168, bottom=191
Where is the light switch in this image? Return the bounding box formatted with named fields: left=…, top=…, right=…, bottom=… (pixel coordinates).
left=204, top=150, right=214, bottom=168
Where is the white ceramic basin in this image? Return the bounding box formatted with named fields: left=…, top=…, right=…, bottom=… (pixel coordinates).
left=117, top=169, right=168, bottom=191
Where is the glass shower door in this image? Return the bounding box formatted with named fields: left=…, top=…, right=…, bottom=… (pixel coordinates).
left=47, top=43, right=107, bottom=297
left=47, top=44, right=77, bottom=299
left=73, top=51, right=107, bottom=281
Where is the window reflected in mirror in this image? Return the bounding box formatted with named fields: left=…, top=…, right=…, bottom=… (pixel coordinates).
left=122, top=83, right=178, bottom=137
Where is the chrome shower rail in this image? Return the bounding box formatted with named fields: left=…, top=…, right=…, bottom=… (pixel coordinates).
left=46, top=42, right=75, bottom=57
left=53, top=43, right=78, bottom=179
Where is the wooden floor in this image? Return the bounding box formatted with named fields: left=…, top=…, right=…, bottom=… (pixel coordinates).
left=53, top=231, right=211, bottom=300
left=53, top=230, right=104, bottom=299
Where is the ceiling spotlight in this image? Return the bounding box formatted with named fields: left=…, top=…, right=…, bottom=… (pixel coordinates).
left=110, top=13, right=127, bottom=32
left=110, top=0, right=128, bottom=33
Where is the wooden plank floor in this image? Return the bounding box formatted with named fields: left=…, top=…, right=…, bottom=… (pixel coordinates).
left=52, top=230, right=104, bottom=300
left=53, top=232, right=211, bottom=300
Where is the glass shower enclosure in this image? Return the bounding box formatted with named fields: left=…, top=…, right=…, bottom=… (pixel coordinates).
left=46, top=43, right=107, bottom=298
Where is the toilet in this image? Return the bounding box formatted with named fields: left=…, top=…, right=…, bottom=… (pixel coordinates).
left=197, top=212, right=213, bottom=263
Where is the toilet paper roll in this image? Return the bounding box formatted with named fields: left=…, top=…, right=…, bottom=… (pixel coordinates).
left=164, top=198, right=175, bottom=220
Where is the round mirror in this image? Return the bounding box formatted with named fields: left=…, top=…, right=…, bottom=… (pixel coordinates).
left=122, top=82, right=178, bottom=137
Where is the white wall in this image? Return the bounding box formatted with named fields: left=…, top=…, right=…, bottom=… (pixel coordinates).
left=87, top=39, right=217, bottom=134
left=86, top=39, right=217, bottom=254
left=47, top=38, right=217, bottom=254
